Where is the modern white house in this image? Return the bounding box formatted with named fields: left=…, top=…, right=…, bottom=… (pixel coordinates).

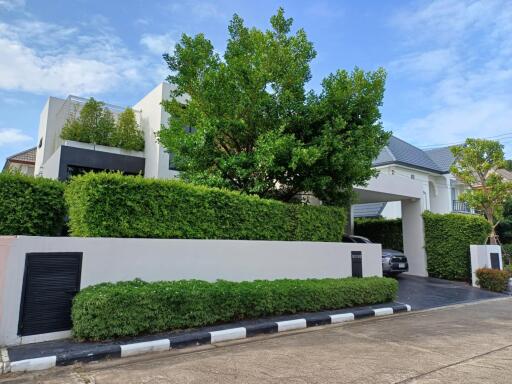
left=353, top=136, right=471, bottom=219
left=33, top=82, right=182, bottom=181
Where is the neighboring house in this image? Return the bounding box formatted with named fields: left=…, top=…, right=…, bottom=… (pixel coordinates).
left=2, top=147, right=36, bottom=176
left=353, top=136, right=470, bottom=219
left=34, top=83, right=183, bottom=180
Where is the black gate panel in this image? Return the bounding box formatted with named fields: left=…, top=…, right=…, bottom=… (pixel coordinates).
left=490, top=252, right=500, bottom=270
left=18, top=253, right=82, bottom=336
left=351, top=251, right=363, bottom=278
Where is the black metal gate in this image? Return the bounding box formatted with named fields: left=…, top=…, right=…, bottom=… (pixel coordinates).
left=351, top=251, right=363, bottom=277
left=18, top=252, right=82, bottom=336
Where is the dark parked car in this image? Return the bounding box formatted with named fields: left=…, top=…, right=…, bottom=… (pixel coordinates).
left=342, top=234, right=408, bottom=275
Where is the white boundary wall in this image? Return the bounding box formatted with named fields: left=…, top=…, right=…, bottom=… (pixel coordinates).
left=0, top=236, right=382, bottom=346
left=470, top=244, right=502, bottom=287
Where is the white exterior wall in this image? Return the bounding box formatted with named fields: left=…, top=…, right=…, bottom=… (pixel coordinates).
left=375, top=165, right=462, bottom=218
left=0, top=236, right=382, bottom=346
left=35, top=97, right=67, bottom=176
left=133, top=82, right=184, bottom=179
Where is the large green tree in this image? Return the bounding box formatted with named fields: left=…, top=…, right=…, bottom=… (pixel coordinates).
left=451, top=138, right=512, bottom=244
left=61, top=98, right=116, bottom=147
left=160, top=8, right=390, bottom=205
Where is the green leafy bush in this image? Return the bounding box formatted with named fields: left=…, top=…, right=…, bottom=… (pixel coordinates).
left=0, top=172, right=65, bottom=236
left=72, top=277, right=398, bottom=340
left=61, top=98, right=144, bottom=151
left=65, top=172, right=345, bottom=240
left=423, top=211, right=492, bottom=281
left=354, top=218, right=403, bottom=250
left=476, top=268, right=511, bottom=292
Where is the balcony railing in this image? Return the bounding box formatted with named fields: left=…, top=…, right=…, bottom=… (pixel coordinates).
left=452, top=200, right=472, bottom=213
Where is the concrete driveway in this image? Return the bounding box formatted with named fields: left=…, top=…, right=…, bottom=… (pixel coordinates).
left=3, top=297, right=512, bottom=383
left=396, top=274, right=506, bottom=310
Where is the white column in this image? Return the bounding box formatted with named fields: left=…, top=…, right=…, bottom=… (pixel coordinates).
left=402, top=199, right=428, bottom=276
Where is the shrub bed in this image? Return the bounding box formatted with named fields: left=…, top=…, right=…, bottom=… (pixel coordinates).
left=476, top=268, right=511, bottom=292
left=65, top=172, right=345, bottom=241
left=0, top=172, right=65, bottom=236
left=354, top=218, right=403, bottom=250
left=423, top=211, right=491, bottom=281
left=72, top=277, right=398, bottom=340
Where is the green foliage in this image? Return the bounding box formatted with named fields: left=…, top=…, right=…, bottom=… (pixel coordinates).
left=451, top=139, right=512, bottom=243
left=497, top=199, right=512, bottom=244
left=160, top=8, right=390, bottom=206
left=0, top=172, right=65, bottom=236
left=61, top=98, right=116, bottom=146
left=61, top=99, right=144, bottom=151
left=65, top=172, right=345, bottom=240
left=72, top=277, right=398, bottom=340
left=354, top=218, right=403, bottom=250
left=111, top=108, right=145, bottom=151
left=423, top=211, right=492, bottom=281
left=475, top=268, right=511, bottom=292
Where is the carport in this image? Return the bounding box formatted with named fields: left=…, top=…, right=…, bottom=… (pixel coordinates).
left=352, top=173, right=427, bottom=276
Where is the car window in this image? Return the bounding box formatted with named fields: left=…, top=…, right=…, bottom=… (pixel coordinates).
left=353, top=237, right=368, bottom=243
left=342, top=235, right=354, bottom=242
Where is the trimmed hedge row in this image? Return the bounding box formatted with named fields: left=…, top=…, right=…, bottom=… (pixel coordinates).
left=354, top=218, right=403, bottom=250
left=65, top=172, right=345, bottom=241
left=0, top=172, right=65, bottom=236
left=423, top=211, right=491, bottom=281
left=72, top=277, right=398, bottom=340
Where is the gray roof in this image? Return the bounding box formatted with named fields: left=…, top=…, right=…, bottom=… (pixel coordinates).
left=352, top=202, right=386, bottom=218
left=424, top=147, right=455, bottom=173
left=373, top=136, right=450, bottom=174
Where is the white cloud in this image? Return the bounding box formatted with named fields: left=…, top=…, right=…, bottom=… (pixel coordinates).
left=389, top=0, right=512, bottom=152
left=0, top=0, right=24, bottom=10
left=165, top=1, right=227, bottom=21
left=390, top=49, right=456, bottom=80
left=0, top=18, right=152, bottom=96
left=140, top=33, right=176, bottom=55
left=0, top=128, right=31, bottom=146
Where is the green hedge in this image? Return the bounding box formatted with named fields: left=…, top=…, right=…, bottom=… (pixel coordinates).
left=423, top=211, right=491, bottom=281
left=0, top=172, right=65, bottom=236
left=72, top=277, right=398, bottom=340
left=354, top=218, right=403, bottom=250
left=65, top=172, right=345, bottom=241
left=476, top=268, right=511, bottom=292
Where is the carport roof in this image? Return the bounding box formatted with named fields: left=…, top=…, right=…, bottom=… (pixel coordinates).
left=373, top=136, right=453, bottom=174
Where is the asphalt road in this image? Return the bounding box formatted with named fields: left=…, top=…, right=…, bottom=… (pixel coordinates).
left=2, top=297, right=512, bottom=384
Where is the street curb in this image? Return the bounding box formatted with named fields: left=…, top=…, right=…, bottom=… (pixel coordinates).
left=3, top=303, right=411, bottom=374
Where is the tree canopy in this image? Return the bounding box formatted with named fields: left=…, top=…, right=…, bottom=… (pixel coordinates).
left=61, top=98, right=144, bottom=152
left=451, top=138, right=512, bottom=244
left=160, top=8, right=390, bottom=206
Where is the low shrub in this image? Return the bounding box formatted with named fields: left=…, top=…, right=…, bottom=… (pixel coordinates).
left=72, top=277, right=398, bottom=340
left=423, top=212, right=492, bottom=281
left=475, top=268, right=511, bottom=292
left=65, top=172, right=345, bottom=241
left=0, top=172, right=65, bottom=236
left=354, top=218, right=403, bottom=250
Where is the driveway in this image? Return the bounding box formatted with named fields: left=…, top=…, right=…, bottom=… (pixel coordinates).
left=4, top=296, right=512, bottom=383
left=396, top=274, right=506, bottom=310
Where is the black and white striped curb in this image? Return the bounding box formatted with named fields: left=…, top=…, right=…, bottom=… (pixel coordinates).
left=2, top=304, right=411, bottom=374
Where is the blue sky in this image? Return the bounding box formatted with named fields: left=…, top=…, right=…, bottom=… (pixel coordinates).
left=1, top=0, right=512, bottom=165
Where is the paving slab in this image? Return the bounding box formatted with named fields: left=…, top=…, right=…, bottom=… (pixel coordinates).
left=396, top=274, right=505, bottom=309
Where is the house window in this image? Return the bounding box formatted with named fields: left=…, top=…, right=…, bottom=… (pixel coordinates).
left=168, top=151, right=177, bottom=171
left=38, top=138, right=43, bottom=148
